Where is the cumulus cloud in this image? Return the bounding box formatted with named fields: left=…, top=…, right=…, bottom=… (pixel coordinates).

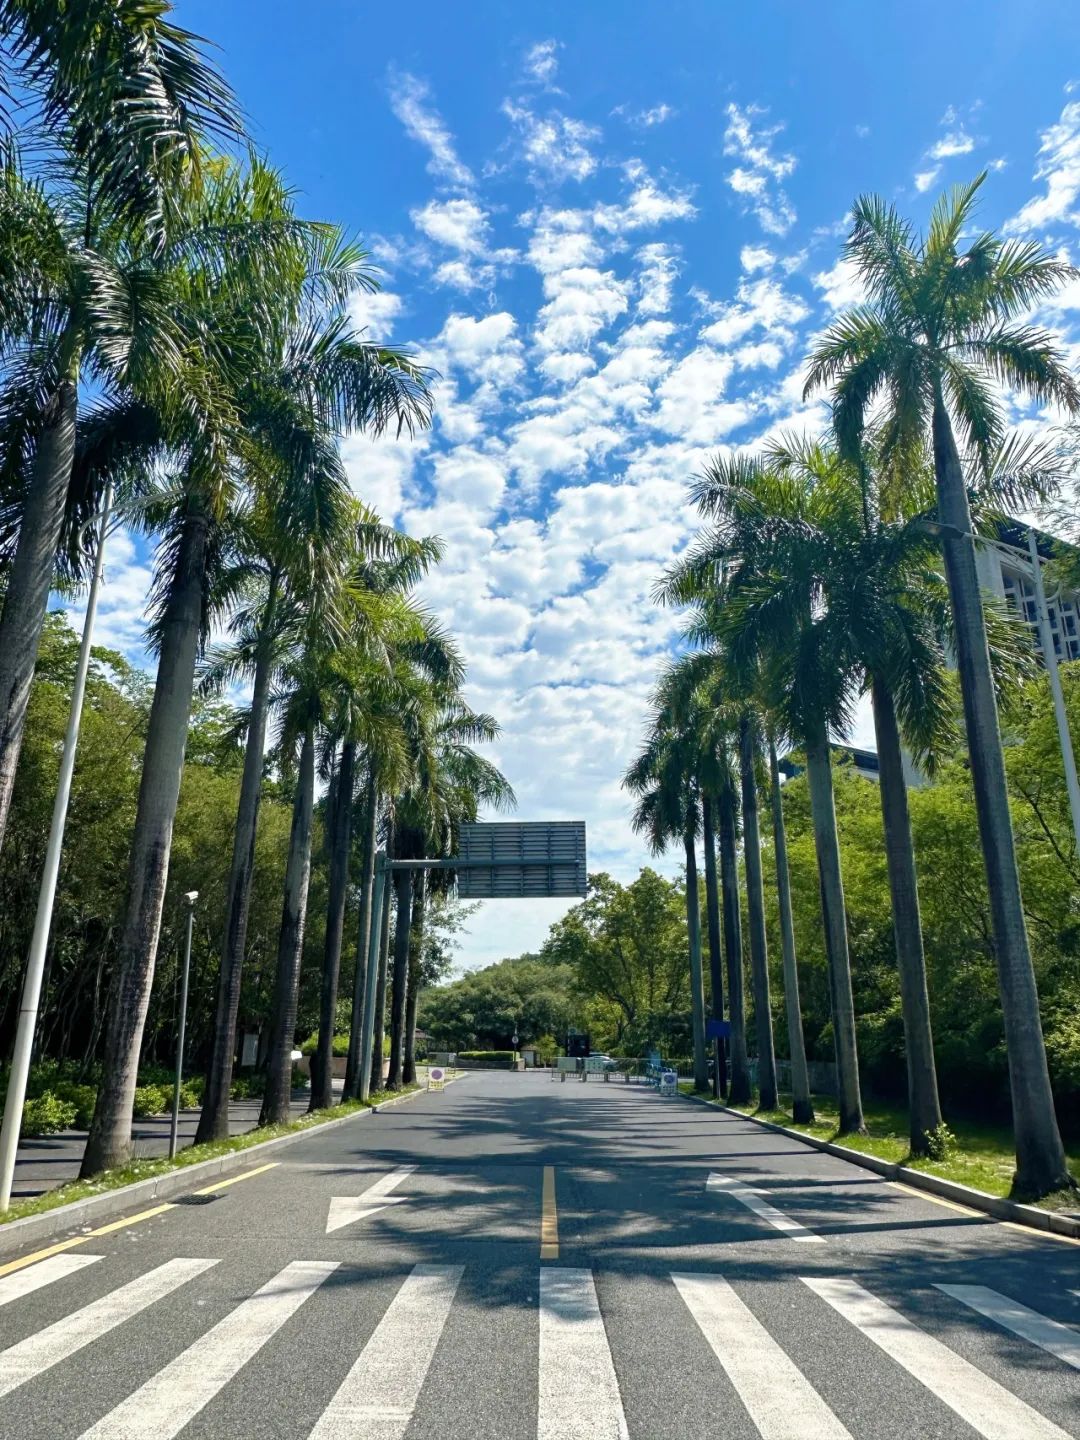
left=812, top=257, right=866, bottom=311
left=1007, top=97, right=1080, bottom=234
left=502, top=99, right=599, bottom=183
left=523, top=39, right=560, bottom=86
left=723, top=102, right=797, bottom=235
left=389, top=72, right=474, bottom=189
left=616, top=102, right=674, bottom=128
left=348, top=288, right=404, bottom=339
left=914, top=167, right=941, bottom=193
left=410, top=197, right=517, bottom=291
left=591, top=164, right=696, bottom=232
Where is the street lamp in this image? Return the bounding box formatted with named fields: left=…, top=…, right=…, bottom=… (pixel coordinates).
left=169, top=892, right=199, bottom=1159
left=0, top=483, right=115, bottom=1214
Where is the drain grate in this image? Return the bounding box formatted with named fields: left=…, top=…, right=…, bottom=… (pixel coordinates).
left=171, top=1193, right=221, bottom=1206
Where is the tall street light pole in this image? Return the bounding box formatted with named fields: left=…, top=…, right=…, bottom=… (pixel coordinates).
left=169, top=891, right=200, bottom=1160
left=0, top=483, right=115, bottom=1214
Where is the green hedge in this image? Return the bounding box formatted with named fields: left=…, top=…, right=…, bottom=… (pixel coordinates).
left=22, top=1092, right=77, bottom=1136
left=457, top=1050, right=516, bottom=1068
left=299, top=1033, right=350, bottom=1058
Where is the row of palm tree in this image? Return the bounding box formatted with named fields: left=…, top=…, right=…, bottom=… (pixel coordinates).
left=631, top=175, right=1079, bottom=1201
left=0, top=4, right=510, bottom=1178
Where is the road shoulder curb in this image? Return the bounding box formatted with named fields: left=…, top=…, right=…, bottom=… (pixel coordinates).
left=677, top=1089, right=1080, bottom=1240
left=0, top=1084, right=428, bottom=1260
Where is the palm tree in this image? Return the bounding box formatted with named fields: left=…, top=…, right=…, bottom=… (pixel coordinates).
left=655, top=653, right=756, bottom=1106
left=661, top=457, right=867, bottom=1133
left=624, top=692, right=709, bottom=1092
left=766, top=737, right=814, bottom=1123
left=805, top=176, right=1078, bottom=1196
left=738, top=709, right=778, bottom=1110
left=0, top=2, right=242, bottom=856
left=387, top=697, right=514, bottom=1087
left=81, top=164, right=408, bottom=1174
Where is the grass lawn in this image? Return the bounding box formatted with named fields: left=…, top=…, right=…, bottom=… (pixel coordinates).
left=0, top=1085, right=420, bottom=1228
left=679, top=1083, right=1080, bottom=1210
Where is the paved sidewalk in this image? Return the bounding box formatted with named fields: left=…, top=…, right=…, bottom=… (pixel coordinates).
left=11, top=1091, right=313, bottom=1200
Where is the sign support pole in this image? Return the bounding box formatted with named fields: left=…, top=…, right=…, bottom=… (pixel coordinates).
left=358, top=853, right=386, bottom=1103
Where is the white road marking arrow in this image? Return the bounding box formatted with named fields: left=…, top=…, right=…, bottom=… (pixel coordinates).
left=325, top=1165, right=417, bottom=1234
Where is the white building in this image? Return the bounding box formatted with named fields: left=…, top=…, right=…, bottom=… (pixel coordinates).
left=976, top=518, right=1080, bottom=666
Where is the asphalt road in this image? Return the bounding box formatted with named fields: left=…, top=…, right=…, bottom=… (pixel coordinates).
left=1, top=1069, right=1078, bottom=1438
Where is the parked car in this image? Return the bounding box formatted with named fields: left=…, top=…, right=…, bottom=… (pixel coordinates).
left=588, top=1053, right=619, bottom=1071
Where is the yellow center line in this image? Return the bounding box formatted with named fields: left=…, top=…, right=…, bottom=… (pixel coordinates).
left=0, top=1203, right=175, bottom=1279
left=193, top=1162, right=279, bottom=1196
left=540, top=1165, right=559, bottom=1260
left=0, top=1161, right=282, bottom=1279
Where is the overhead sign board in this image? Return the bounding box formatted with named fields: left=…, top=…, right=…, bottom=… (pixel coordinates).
left=706, top=1019, right=732, bottom=1040
left=455, top=821, right=587, bottom=900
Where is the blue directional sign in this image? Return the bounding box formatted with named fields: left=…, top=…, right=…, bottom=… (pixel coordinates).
left=706, top=1018, right=732, bottom=1040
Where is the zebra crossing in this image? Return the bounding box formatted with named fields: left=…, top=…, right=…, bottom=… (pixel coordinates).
left=0, top=1250, right=1076, bottom=1437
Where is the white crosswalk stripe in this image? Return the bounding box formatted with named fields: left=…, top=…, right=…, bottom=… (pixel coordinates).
left=5, top=1256, right=1080, bottom=1438
left=308, top=1264, right=462, bottom=1440
left=937, top=1284, right=1080, bottom=1371
left=0, top=1257, right=216, bottom=1402
left=0, top=1254, right=102, bottom=1310
left=78, top=1260, right=338, bottom=1439
left=538, top=1267, right=628, bottom=1440
left=672, top=1272, right=852, bottom=1439
left=707, top=1172, right=824, bottom=1242
left=803, top=1276, right=1073, bottom=1440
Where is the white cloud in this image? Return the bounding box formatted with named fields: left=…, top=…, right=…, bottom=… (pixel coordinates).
left=412, top=196, right=489, bottom=252
left=389, top=72, right=474, bottom=189
left=812, top=257, right=866, bottom=311
left=636, top=243, right=679, bottom=315
left=929, top=128, right=976, bottom=160
left=592, top=165, right=696, bottom=232
left=523, top=39, right=560, bottom=86
left=1007, top=98, right=1080, bottom=234
left=502, top=100, right=599, bottom=183
left=723, top=102, right=797, bottom=235
left=740, top=244, right=776, bottom=272
left=411, top=197, right=517, bottom=291
left=348, top=288, right=404, bottom=339
left=914, top=166, right=941, bottom=193
left=618, top=102, right=674, bottom=128
left=699, top=276, right=809, bottom=348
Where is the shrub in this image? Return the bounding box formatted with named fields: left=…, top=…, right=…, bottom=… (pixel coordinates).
left=457, top=1050, right=516, bottom=1068
left=230, top=1073, right=263, bottom=1100
left=22, top=1092, right=77, bottom=1136
left=178, top=1082, right=202, bottom=1110
left=132, top=1084, right=170, bottom=1118
left=923, top=1123, right=957, bottom=1162
left=299, top=1032, right=350, bottom=1058
left=52, top=1082, right=98, bottom=1129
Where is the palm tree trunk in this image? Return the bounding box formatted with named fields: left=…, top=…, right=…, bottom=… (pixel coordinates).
left=717, top=781, right=752, bottom=1103
left=195, top=570, right=279, bottom=1144
left=932, top=395, right=1070, bottom=1196
left=387, top=867, right=412, bottom=1089
left=403, top=871, right=427, bottom=1085
left=344, top=771, right=378, bottom=1099
left=702, top=794, right=727, bottom=1097
left=80, top=510, right=209, bottom=1175
left=310, top=739, right=356, bottom=1111
left=871, top=676, right=943, bottom=1154
left=0, top=372, right=78, bottom=857
left=804, top=720, right=865, bottom=1135
left=740, top=715, right=778, bottom=1110
left=259, top=722, right=316, bottom=1127
left=683, top=815, right=708, bottom=1091
left=369, top=875, right=392, bottom=1094
left=768, top=742, right=814, bottom=1124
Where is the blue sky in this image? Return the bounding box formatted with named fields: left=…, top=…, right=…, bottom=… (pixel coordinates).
left=97, top=2, right=1080, bottom=968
